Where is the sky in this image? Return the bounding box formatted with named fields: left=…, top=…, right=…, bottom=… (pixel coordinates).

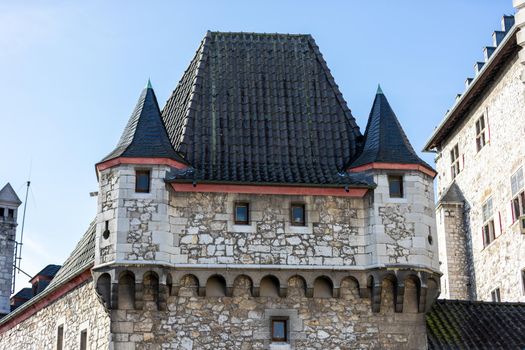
left=0, top=1, right=515, bottom=291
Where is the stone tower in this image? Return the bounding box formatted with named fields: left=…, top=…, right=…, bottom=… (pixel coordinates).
left=0, top=183, right=21, bottom=316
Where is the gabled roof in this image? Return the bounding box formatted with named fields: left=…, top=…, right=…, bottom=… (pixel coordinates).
left=427, top=299, right=525, bottom=350
left=162, top=31, right=364, bottom=185
left=350, top=87, right=432, bottom=170
left=0, top=183, right=21, bottom=206
left=100, top=82, right=185, bottom=164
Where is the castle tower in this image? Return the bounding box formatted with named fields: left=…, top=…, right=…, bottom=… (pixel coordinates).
left=349, top=86, right=440, bottom=311
left=0, top=183, right=21, bottom=316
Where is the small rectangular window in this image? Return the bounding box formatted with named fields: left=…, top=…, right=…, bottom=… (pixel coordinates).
left=135, top=170, right=151, bottom=193
left=57, top=325, right=64, bottom=350
left=522, top=269, right=525, bottom=296
left=511, top=168, right=525, bottom=223
left=234, top=202, right=250, bottom=225
left=450, top=144, right=461, bottom=179
left=80, top=329, right=87, bottom=350
left=482, top=198, right=496, bottom=247
left=0, top=208, right=4, bottom=218
left=475, top=115, right=487, bottom=152
left=388, top=175, right=404, bottom=198
left=271, top=319, right=288, bottom=342
left=7, top=209, right=14, bottom=219
left=290, top=203, right=306, bottom=226
left=491, top=288, right=501, bottom=302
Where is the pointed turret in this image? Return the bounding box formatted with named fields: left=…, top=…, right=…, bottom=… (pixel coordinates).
left=350, top=87, right=433, bottom=172
left=0, top=183, right=21, bottom=207
left=99, top=81, right=185, bottom=164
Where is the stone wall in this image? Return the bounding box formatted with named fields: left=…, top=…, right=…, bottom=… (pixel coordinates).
left=436, top=203, right=471, bottom=300
left=110, top=276, right=428, bottom=350
left=0, top=220, right=16, bottom=315
left=435, top=52, right=525, bottom=301
left=169, top=192, right=367, bottom=266
left=0, top=280, right=110, bottom=349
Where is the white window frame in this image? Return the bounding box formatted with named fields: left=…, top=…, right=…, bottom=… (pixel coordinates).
left=475, top=114, right=487, bottom=152
left=511, top=167, right=525, bottom=223
left=482, top=197, right=496, bottom=248
left=450, top=144, right=461, bottom=179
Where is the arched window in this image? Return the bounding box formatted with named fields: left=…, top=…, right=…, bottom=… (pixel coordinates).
left=143, top=272, right=160, bottom=308
left=96, top=273, right=111, bottom=308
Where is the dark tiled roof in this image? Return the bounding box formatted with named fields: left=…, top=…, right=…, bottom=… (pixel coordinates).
left=100, top=83, right=185, bottom=164
left=11, top=288, right=32, bottom=300
left=438, top=182, right=464, bottom=204
left=31, top=264, right=61, bottom=280
left=350, top=87, right=433, bottom=170
left=0, top=183, right=21, bottom=205
left=0, top=221, right=96, bottom=325
left=427, top=299, right=525, bottom=350
left=162, top=31, right=364, bottom=185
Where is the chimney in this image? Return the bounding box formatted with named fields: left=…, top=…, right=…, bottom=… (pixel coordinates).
left=492, top=31, right=507, bottom=46
left=502, top=15, right=515, bottom=32
left=483, top=46, right=496, bottom=61
left=465, top=78, right=473, bottom=89
left=474, top=62, right=485, bottom=75
left=455, top=94, right=462, bottom=102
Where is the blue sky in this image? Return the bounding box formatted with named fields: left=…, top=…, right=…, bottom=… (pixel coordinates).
left=0, top=1, right=515, bottom=288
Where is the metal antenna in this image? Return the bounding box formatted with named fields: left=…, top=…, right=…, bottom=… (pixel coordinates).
left=17, top=180, right=30, bottom=273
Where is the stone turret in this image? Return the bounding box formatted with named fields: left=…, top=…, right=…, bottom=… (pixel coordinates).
left=0, top=183, right=21, bottom=316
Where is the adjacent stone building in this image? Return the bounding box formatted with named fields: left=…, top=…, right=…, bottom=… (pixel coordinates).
left=424, top=11, right=525, bottom=302
left=0, top=32, right=441, bottom=349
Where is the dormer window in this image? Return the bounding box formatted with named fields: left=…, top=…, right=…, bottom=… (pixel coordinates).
left=388, top=175, right=404, bottom=198
left=135, top=170, right=151, bottom=193
left=291, top=204, right=306, bottom=226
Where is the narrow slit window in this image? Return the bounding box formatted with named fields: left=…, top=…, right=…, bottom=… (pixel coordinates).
left=491, top=288, right=501, bottom=302
left=80, top=329, right=87, bottom=350
left=475, top=115, right=487, bottom=152
left=57, top=325, right=64, bottom=350
left=522, top=269, right=525, bottom=295
left=135, top=170, right=151, bottom=193
left=234, top=202, right=250, bottom=225
left=388, top=175, right=404, bottom=198
left=291, top=204, right=306, bottom=226
left=271, top=319, right=288, bottom=342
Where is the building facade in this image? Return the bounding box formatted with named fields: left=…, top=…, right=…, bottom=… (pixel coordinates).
left=425, top=12, right=525, bottom=302
left=0, top=32, right=440, bottom=349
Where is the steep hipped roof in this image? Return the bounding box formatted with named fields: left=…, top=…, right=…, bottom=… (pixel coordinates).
left=427, top=299, right=525, bottom=350
left=438, top=182, right=464, bottom=205
left=0, top=183, right=21, bottom=206
left=162, top=31, right=365, bottom=185
left=350, top=87, right=432, bottom=170
left=100, top=82, right=185, bottom=164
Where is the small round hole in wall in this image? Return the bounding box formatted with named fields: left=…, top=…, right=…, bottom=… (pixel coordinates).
left=428, top=234, right=433, bottom=245
left=103, top=229, right=110, bottom=240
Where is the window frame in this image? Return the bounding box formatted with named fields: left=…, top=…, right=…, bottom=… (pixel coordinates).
left=290, top=203, right=306, bottom=226
left=271, top=318, right=288, bottom=343
left=475, top=114, right=487, bottom=152
left=234, top=202, right=250, bottom=225
left=57, top=324, right=64, bottom=350
left=80, top=329, right=88, bottom=350
left=482, top=198, right=496, bottom=248
left=450, top=144, right=461, bottom=179
left=511, top=168, right=525, bottom=223
left=135, top=169, right=151, bottom=193
left=387, top=175, right=404, bottom=198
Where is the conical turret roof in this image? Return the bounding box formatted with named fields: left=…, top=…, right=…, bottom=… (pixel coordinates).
left=0, top=183, right=22, bottom=206
left=350, top=86, right=432, bottom=170
left=100, top=82, right=185, bottom=163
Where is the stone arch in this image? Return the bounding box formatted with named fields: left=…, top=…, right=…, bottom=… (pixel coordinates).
left=380, top=274, right=397, bottom=314
left=287, top=275, right=307, bottom=298
left=143, top=271, right=160, bottom=310
left=95, top=273, right=111, bottom=308
left=179, top=274, right=199, bottom=297
left=313, top=276, right=333, bottom=298
left=340, top=276, right=360, bottom=300
left=118, top=271, right=135, bottom=310
left=260, top=275, right=280, bottom=298
left=206, top=275, right=227, bottom=297
left=403, top=275, right=421, bottom=313
left=233, top=275, right=253, bottom=297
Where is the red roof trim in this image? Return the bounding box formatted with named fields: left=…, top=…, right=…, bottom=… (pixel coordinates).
left=348, top=162, right=437, bottom=178
left=0, top=268, right=92, bottom=334
left=170, top=183, right=369, bottom=197
left=96, top=157, right=188, bottom=172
